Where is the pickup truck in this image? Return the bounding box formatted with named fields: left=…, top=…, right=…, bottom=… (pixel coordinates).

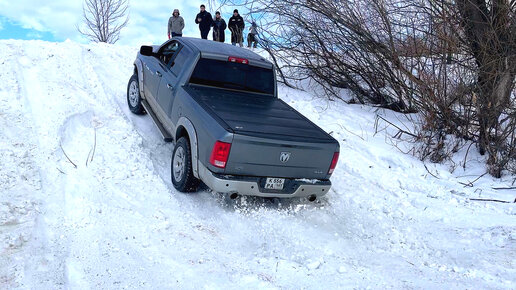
left=127, top=37, right=339, bottom=201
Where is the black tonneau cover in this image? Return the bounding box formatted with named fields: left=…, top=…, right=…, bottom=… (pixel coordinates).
left=185, top=85, right=335, bottom=143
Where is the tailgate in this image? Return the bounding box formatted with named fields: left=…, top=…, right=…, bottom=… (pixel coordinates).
left=225, top=134, right=338, bottom=179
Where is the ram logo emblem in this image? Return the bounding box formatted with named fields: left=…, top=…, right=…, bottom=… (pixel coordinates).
left=280, top=152, right=291, bottom=163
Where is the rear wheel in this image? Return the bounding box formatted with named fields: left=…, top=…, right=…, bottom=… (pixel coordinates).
left=172, top=137, right=200, bottom=192
left=127, top=74, right=145, bottom=115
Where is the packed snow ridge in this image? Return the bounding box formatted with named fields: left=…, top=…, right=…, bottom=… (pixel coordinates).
left=1, top=39, right=515, bottom=289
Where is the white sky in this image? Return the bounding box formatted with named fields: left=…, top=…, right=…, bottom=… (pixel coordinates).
left=0, top=0, right=241, bottom=46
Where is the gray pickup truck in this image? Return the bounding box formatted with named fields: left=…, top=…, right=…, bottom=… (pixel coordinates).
left=127, top=37, right=339, bottom=201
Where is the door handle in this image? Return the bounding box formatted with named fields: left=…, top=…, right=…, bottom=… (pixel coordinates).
left=156, top=71, right=162, bottom=77
left=167, top=84, right=173, bottom=90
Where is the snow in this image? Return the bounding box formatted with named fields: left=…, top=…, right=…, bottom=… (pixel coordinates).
left=1, top=39, right=515, bottom=289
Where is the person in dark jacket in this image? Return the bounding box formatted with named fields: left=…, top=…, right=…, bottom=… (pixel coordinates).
left=168, top=9, right=185, bottom=39
left=195, top=4, right=214, bottom=40
left=211, top=12, right=227, bottom=42
left=228, top=9, right=245, bottom=46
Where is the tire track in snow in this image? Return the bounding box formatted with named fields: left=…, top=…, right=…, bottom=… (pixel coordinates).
left=0, top=41, right=70, bottom=288
left=13, top=43, right=73, bottom=289
left=0, top=43, right=43, bottom=289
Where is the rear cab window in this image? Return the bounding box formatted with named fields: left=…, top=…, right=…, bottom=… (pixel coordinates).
left=189, top=58, right=275, bottom=95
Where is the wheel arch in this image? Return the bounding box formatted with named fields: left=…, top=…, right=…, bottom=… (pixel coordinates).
left=175, top=117, right=199, bottom=178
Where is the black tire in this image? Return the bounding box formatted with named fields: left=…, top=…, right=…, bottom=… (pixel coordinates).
left=127, top=74, right=146, bottom=115
left=171, top=137, right=200, bottom=192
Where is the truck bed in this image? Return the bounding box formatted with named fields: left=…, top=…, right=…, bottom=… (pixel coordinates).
left=185, top=85, right=338, bottom=180
left=185, top=85, right=335, bottom=143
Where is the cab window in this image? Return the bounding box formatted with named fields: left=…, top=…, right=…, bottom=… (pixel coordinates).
left=159, top=41, right=180, bottom=65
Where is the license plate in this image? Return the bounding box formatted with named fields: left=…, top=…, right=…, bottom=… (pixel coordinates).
left=265, top=178, right=285, bottom=190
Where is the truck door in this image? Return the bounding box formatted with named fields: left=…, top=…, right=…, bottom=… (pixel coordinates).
left=156, top=45, right=191, bottom=115
left=144, top=41, right=182, bottom=103
left=142, top=56, right=163, bottom=102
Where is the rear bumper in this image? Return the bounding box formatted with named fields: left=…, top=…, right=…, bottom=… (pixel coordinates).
left=198, top=164, right=331, bottom=198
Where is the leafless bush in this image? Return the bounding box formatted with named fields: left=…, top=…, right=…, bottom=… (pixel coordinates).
left=77, top=0, right=129, bottom=44
left=229, top=0, right=428, bottom=110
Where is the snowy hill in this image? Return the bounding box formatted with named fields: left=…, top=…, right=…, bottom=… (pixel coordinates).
left=1, top=39, right=515, bottom=289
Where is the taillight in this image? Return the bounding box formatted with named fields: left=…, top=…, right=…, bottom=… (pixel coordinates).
left=228, top=56, right=249, bottom=64
left=328, top=152, right=339, bottom=175
left=209, top=141, right=232, bottom=168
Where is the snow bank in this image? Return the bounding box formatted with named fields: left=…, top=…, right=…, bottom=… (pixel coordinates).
left=0, top=39, right=515, bottom=289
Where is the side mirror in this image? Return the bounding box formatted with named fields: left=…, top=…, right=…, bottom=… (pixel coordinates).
left=140, top=45, right=153, bottom=56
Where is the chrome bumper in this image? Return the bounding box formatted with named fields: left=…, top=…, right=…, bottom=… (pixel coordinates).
left=198, top=164, right=331, bottom=198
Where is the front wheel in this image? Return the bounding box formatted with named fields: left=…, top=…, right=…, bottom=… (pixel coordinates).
left=171, top=137, right=200, bottom=192
left=127, top=74, right=145, bottom=115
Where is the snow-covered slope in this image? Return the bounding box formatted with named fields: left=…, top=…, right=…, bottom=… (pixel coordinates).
left=1, top=39, right=515, bottom=289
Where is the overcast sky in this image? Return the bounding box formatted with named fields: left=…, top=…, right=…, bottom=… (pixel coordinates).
left=0, top=1, right=244, bottom=46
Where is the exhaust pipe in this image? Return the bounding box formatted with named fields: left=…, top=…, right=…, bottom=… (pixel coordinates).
left=229, top=193, right=239, bottom=200
left=308, top=195, right=317, bottom=202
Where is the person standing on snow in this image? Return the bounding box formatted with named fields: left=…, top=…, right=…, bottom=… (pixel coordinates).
left=212, top=12, right=227, bottom=42
left=168, top=9, right=185, bottom=39
left=195, top=4, right=214, bottom=40
left=247, top=21, right=259, bottom=48
left=228, top=9, right=245, bottom=46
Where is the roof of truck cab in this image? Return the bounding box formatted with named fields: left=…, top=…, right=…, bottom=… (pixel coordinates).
left=178, top=37, right=271, bottom=63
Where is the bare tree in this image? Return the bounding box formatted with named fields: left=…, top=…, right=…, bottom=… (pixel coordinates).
left=77, top=0, right=129, bottom=44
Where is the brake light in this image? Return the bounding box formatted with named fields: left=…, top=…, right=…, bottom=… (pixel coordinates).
left=228, top=56, right=249, bottom=64
left=210, top=141, right=232, bottom=168
left=328, top=152, right=339, bottom=175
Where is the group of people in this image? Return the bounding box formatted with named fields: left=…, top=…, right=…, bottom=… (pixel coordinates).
left=167, top=5, right=259, bottom=48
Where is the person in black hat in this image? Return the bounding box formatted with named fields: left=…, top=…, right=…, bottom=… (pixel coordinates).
left=228, top=9, right=245, bottom=46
